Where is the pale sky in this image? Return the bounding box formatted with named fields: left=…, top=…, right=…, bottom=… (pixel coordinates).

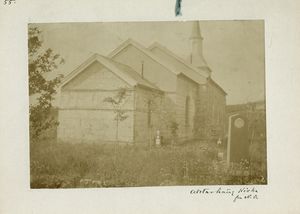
left=31, top=21, right=265, bottom=105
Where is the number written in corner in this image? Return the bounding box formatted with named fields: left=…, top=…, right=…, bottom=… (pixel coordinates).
left=4, top=0, right=16, bottom=5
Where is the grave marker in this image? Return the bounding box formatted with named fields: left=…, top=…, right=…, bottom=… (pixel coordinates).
left=227, top=114, right=249, bottom=165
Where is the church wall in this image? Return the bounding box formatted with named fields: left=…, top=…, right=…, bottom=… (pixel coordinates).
left=162, top=92, right=177, bottom=140
left=60, top=62, right=134, bottom=110
left=58, top=62, right=135, bottom=144
left=60, top=90, right=134, bottom=110
left=57, top=110, right=134, bottom=143
left=63, top=61, right=130, bottom=91
left=195, top=80, right=226, bottom=141
left=133, top=86, right=169, bottom=144
left=175, top=74, right=198, bottom=142
left=111, top=45, right=177, bottom=92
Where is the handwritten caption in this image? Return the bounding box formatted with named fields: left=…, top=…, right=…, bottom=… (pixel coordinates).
left=190, top=187, right=259, bottom=202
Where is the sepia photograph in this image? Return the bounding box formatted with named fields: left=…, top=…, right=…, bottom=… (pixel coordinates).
left=29, top=20, right=267, bottom=188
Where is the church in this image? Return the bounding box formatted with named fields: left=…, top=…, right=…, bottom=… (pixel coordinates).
left=57, top=22, right=227, bottom=144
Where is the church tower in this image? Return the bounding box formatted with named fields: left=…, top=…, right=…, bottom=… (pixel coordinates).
left=189, top=21, right=210, bottom=76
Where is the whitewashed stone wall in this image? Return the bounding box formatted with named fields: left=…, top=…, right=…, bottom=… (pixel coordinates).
left=57, top=56, right=226, bottom=144
left=63, top=62, right=129, bottom=90
left=133, top=86, right=167, bottom=144
left=57, top=61, right=135, bottom=144
left=57, top=110, right=134, bottom=143
left=60, top=90, right=134, bottom=110
left=195, top=80, right=226, bottom=140
left=176, top=74, right=198, bottom=141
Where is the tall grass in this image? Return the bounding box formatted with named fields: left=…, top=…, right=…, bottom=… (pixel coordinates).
left=30, top=140, right=266, bottom=188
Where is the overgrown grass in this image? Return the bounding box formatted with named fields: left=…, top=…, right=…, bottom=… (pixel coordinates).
left=30, top=140, right=267, bottom=188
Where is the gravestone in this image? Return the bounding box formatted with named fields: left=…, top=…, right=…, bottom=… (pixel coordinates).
left=227, top=114, right=249, bottom=165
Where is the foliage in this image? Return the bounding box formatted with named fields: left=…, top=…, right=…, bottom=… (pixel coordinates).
left=103, top=87, right=129, bottom=122
left=30, top=140, right=267, bottom=188
left=29, top=27, right=64, bottom=141
left=103, top=87, right=130, bottom=163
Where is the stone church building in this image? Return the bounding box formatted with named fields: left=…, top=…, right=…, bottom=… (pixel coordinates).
left=57, top=22, right=227, bottom=144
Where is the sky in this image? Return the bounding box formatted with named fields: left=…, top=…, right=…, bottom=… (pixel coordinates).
left=31, top=21, right=265, bottom=105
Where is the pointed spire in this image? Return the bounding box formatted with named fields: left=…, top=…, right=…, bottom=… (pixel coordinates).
left=190, top=21, right=203, bottom=39
left=189, top=21, right=209, bottom=74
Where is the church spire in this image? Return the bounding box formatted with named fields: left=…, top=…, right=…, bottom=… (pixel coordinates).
left=189, top=21, right=208, bottom=71
left=190, top=21, right=202, bottom=39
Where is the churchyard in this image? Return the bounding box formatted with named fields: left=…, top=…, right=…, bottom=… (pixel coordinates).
left=30, top=136, right=267, bottom=188
left=30, top=100, right=267, bottom=188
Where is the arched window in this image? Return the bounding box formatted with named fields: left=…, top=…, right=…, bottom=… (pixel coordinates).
left=185, top=96, right=190, bottom=126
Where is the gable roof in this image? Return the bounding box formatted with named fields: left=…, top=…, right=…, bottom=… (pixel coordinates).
left=60, top=53, right=160, bottom=91
left=148, top=42, right=210, bottom=79
left=108, top=39, right=179, bottom=76
left=108, top=39, right=208, bottom=85
left=105, top=57, right=161, bottom=91
left=149, top=42, right=226, bottom=95
left=207, top=77, right=227, bottom=95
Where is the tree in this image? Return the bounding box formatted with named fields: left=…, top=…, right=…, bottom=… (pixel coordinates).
left=103, top=87, right=129, bottom=162
left=29, top=27, right=64, bottom=141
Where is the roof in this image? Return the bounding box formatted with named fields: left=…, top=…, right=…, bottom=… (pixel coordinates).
left=148, top=42, right=226, bottom=96
left=108, top=39, right=179, bottom=76
left=108, top=39, right=226, bottom=93
left=60, top=53, right=160, bottom=91
left=108, top=39, right=209, bottom=84
left=148, top=42, right=209, bottom=80
left=105, top=57, right=161, bottom=91
left=61, top=39, right=226, bottom=96
left=207, top=77, right=227, bottom=95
